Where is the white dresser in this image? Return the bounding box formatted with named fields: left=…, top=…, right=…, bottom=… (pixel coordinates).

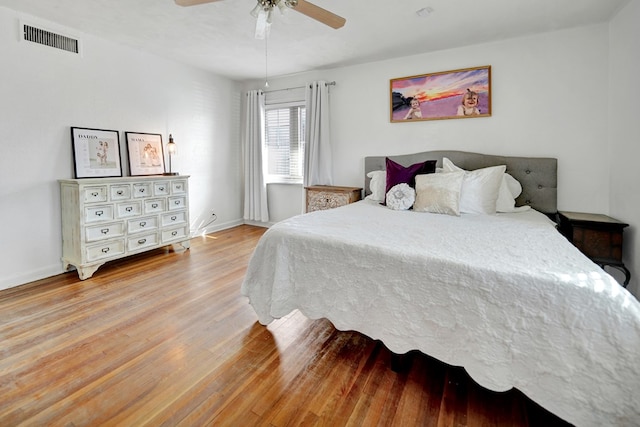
left=59, top=175, right=190, bottom=280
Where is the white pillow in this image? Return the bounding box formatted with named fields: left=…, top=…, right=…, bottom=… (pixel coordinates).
left=496, top=173, right=524, bottom=212
left=366, top=170, right=386, bottom=201
left=413, top=171, right=465, bottom=216
left=386, top=183, right=415, bottom=211
left=442, top=158, right=505, bottom=214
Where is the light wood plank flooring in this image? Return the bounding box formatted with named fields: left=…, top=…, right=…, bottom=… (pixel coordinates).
left=0, top=225, right=572, bottom=426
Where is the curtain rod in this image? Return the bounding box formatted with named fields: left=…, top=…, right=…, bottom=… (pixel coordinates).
left=263, top=81, right=336, bottom=94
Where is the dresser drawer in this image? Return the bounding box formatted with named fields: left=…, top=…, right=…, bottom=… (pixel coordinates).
left=161, top=226, right=189, bottom=243
left=308, top=191, right=349, bottom=211
left=110, top=185, right=131, bottom=201
left=144, top=198, right=166, bottom=214
left=305, top=185, right=362, bottom=212
left=85, top=205, right=114, bottom=223
left=83, top=186, right=108, bottom=203
left=168, top=196, right=187, bottom=211
left=162, top=210, right=187, bottom=227
left=153, top=181, right=170, bottom=196
left=85, top=222, right=125, bottom=242
left=127, top=232, right=159, bottom=252
left=127, top=216, right=159, bottom=234
left=85, top=239, right=125, bottom=262
left=116, top=201, right=142, bottom=218
left=132, top=183, right=152, bottom=198
left=172, top=180, right=188, bottom=194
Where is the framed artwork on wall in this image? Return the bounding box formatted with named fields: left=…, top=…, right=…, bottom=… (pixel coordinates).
left=71, top=127, right=122, bottom=178
left=390, top=65, right=491, bottom=122
left=125, top=132, right=165, bottom=176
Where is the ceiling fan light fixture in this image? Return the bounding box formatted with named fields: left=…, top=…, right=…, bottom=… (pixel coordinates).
left=250, top=3, right=262, bottom=18
left=276, top=0, right=288, bottom=14
left=254, top=9, right=271, bottom=39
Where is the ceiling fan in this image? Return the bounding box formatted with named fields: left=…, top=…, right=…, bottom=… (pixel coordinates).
left=174, top=0, right=346, bottom=32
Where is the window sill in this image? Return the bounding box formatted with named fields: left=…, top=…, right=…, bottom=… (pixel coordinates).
left=266, top=178, right=303, bottom=185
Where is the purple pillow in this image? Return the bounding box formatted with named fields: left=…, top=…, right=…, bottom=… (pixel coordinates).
left=384, top=158, right=437, bottom=204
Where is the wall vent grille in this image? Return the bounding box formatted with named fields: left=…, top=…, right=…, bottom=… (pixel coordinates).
left=23, top=24, right=79, bottom=54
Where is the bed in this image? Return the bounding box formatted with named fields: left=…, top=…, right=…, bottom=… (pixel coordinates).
left=241, top=150, right=640, bottom=426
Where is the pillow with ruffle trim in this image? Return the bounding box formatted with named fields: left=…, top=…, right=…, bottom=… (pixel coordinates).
left=386, top=183, right=415, bottom=211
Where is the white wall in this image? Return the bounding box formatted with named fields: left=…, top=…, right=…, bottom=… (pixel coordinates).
left=609, top=0, right=639, bottom=294
left=245, top=24, right=611, bottom=213
left=0, top=7, right=243, bottom=291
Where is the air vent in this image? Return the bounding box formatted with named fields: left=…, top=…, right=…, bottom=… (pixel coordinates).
left=22, top=24, right=79, bottom=54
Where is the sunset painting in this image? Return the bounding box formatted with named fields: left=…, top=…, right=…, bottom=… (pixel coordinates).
left=390, top=65, right=491, bottom=122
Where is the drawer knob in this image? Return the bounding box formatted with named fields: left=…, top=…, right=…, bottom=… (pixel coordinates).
left=117, top=190, right=123, bottom=195
left=174, top=200, right=181, bottom=205
left=101, top=228, right=109, bottom=234
left=171, top=230, right=178, bottom=236
left=171, top=215, right=177, bottom=221
left=138, top=238, right=146, bottom=244
left=126, top=207, right=133, bottom=212
left=140, top=221, right=146, bottom=227
left=159, top=186, right=165, bottom=191
left=96, top=210, right=103, bottom=217
left=152, top=203, right=158, bottom=208
left=91, top=192, right=98, bottom=197
left=101, top=247, right=110, bottom=254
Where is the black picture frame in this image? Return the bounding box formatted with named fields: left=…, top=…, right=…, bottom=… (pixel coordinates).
left=71, top=127, right=123, bottom=178
left=125, top=132, right=166, bottom=176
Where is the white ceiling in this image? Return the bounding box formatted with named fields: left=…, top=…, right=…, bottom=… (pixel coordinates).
left=0, top=0, right=630, bottom=81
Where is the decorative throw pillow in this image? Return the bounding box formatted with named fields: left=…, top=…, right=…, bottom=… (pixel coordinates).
left=386, top=183, right=416, bottom=210
left=366, top=170, right=387, bottom=201
left=413, top=171, right=465, bottom=216
left=442, top=158, right=505, bottom=214
left=384, top=158, right=437, bottom=204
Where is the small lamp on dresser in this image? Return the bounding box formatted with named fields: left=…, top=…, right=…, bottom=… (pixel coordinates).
left=164, top=134, right=178, bottom=176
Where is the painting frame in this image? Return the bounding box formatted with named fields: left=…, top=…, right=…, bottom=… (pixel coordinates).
left=390, top=65, right=491, bottom=122
left=125, top=132, right=165, bottom=176
left=71, top=127, right=123, bottom=179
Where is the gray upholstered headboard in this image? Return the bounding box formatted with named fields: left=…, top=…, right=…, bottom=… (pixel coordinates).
left=364, top=150, right=557, bottom=214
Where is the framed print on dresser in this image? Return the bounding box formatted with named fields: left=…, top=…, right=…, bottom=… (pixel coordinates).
left=126, top=132, right=165, bottom=176
left=71, top=127, right=122, bottom=178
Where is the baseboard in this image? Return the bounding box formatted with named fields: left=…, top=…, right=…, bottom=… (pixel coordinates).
left=190, top=218, right=246, bottom=238
left=242, top=219, right=275, bottom=228
left=0, top=264, right=64, bottom=292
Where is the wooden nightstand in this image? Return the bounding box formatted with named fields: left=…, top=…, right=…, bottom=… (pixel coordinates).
left=305, top=185, right=362, bottom=212
left=557, top=211, right=630, bottom=287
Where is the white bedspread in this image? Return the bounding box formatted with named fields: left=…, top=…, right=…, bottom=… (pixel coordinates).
left=241, top=200, right=640, bottom=426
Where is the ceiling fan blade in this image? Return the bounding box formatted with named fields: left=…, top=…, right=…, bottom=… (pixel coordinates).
left=174, top=0, right=223, bottom=6
left=292, top=0, right=346, bottom=29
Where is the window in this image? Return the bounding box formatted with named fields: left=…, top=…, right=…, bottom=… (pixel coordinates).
left=264, top=103, right=305, bottom=183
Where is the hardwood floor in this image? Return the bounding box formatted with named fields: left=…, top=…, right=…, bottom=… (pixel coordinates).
left=0, top=225, right=572, bottom=426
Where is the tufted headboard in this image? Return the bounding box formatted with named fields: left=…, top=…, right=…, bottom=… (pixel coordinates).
left=364, top=150, right=557, bottom=214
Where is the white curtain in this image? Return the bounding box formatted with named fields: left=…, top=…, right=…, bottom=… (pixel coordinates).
left=304, top=81, right=333, bottom=186
left=243, top=90, right=269, bottom=222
